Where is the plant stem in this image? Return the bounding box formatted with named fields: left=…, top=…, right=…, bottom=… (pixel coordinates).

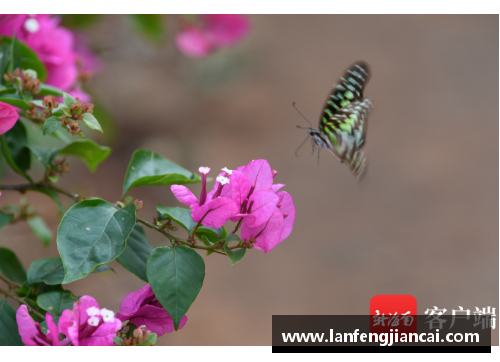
left=232, top=217, right=243, bottom=234
left=0, top=274, right=19, bottom=288
left=0, top=287, right=45, bottom=320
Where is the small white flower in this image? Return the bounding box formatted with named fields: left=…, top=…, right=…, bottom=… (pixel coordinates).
left=24, top=18, right=39, bottom=33
left=216, top=176, right=230, bottom=185
left=221, top=167, right=232, bottom=175
left=100, top=308, right=115, bottom=322
left=86, top=306, right=100, bottom=316
left=198, top=166, right=210, bottom=175
left=87, top=316, right=100, bottom=326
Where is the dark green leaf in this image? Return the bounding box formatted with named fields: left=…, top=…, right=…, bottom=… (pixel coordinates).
left=27, top=216, right=53, bottom=247
left=0, top=96, right=30, bottom=110
left=156, top=205, right=196, bottom=233
left=62, top=92, right=76, bottom=107
left=0, top=86, right=16, bottom=95
left=122, top=149, right=201, bottom=196
left=0, top=299, right=23, bottom=346
left=37, top=290, right=78, bottom=317
left=38, top=83, right=64, bottom=96
left=82, top=113, right=103, bottom=133
left=57, top=139, right=111, bottom=173
left=93, top=264, right=115, bottom=274
left=147, top=246, right=205, bottom=331
left=116, top=224, right=153, bottom=282
left=0, top=134, right=33, bottom=183
left=0, top=44, right=11, bottom=84
left=196, top=226, right=225, bottom=243
left=224, top=245, right=246, bottom=265
left=27, top=258, right=65, bottom=285
left=225, top=233, right=241, bottom=243
left=42, top=116, right=62, bottom=135
left=39, top=316, right=60, bottom=335
left=2, top=121, right=31, bottom=172
left=26, top=144, right=59, bottom=167
left=9, top=34, right=20, bottom=72
left=57, top=200, right=137, bottom=284
left=127, top=14, right=166, bottom=43
left=0, top=37, right=47, bottom=82
left=0, top=211, right=14, bottom=229
left=0, top=247, right=26, bottom=284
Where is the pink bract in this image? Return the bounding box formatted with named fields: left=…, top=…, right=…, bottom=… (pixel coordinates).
left=117, top=283, right=187, bottom=336
left=0, top=102, right=19, bottom=135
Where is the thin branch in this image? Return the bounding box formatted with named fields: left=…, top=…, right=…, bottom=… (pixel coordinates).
left=0, top=287, right=46, bottom=320
left=0, top=274, right=19, bottom=288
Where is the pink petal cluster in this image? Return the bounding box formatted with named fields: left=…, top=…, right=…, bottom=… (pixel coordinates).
left=175, top=14, right=251, bottom=58
left=16, top=296, right=121, bottom=346
left=117, top=283, right=187, bottom=336
left=0, top=14, right=100, bottom=100
left=171, top=160, right=295, bottom=253
left=0, top=101, right=19, bottom=135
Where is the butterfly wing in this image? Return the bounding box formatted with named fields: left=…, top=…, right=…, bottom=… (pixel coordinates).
left=320, top=61, right=371, bottom=120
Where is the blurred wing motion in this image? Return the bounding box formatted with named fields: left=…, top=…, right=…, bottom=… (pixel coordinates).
left=313, top=61, right=373, bottom=180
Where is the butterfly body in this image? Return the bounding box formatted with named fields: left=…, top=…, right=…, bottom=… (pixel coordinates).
left=307, top=61, right=372, bottom=180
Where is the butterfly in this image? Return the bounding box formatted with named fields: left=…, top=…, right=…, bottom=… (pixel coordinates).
left=297, top=61, right=372, bottom=181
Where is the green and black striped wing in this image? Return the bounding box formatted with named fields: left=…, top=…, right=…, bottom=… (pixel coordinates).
left=319, top=61, right=372, bottom=180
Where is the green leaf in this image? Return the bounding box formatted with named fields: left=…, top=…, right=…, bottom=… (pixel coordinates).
left=42, top=116, right=62, bottom=135
left=0, top=37, right=47, bottom=82
left=62, top=92, right=76, bottom=107
left=27, top=258, right=65, bottom=285
left=0, top=44, right=11, bottom=84
left=82, top=113, right=103, bottom=133
left=26, top=144, right=59, bottom=167
left=0, top=247, right=27, bottom=285
left=224, top=245, right=246, bottom=265
left=9, top=34, right=20, bottom=72
left=147, top=246, right=205, bottom=331
left=2, top=121, right=30, bottom=172
left=116, top=224, right=153, bottom=282
left=196, top=226, right=225, bottom=243
left=37, top=290, right=78, bottom=317
left=57, top=139, right=111, bottom=173
left=57, top=200, right=137, bottom=284
left=0, top=299, right=23, bottom=346
left=27, top=216, right=53, bottom=247
left=122, top=149, right=201, bottom=196
left=0, top=211, right=14, bottom=229
left=156, top=205, right=196, bottom=233
left=38, top=83, right=64, bottom=96
left=0, top=134, right=33, bottom=183
left=140, top=332, right=157, bottom=346
left=0, top=96, right=30, bottom=110
left=0, top=86, right=16, bottom=95
left=127, top=14, right=166, bottom=43
left=225, top=233, right=241, bottom=243
left=93, top=264, right=115, bottom=274
left=113, top=336, right=123, bottom=346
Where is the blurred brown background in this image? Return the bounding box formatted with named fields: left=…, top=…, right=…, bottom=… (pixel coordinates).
left=1, top=15, right=498, bottom=345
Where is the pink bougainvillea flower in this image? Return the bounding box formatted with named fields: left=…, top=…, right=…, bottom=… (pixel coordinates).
left=16, top=305, right=67, bottom=346
left=0, top=15, right=99, bottom=94
left=0, top=101, right=19, bottom=135
left=175, top=14, right=250, bottom=58
left=117, top=284, right=187, bottom=336
left=171, top=167, right=238, bottom=228
left=58, top=295, right=121, bottom=346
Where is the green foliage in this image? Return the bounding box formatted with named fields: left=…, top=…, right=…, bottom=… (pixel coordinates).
left=0, top=211, right=14, bottom=229
left=122, top=149, right=201, bottom=196
left=27, top=216, right=53, bottom=247
left=63, top=92, right=77, bottom=107
left=147, top=246, right=205, bottom=331
left=157, top=205, right=196, bottom=233
left=57, top=200, right=137, bottom=284
left=0, top=299, right=23, bottom=346
left=0, top=37, right=47, bottom=82
left=27, top=258, right=65, bottom=285
left=0, top=86, right=16, bottom=95
left=37, top=290, right=78, bottom=317
left=126, top=15, right=167, bottom=43
left=57, top=139, right=111, bottom=173
left=42, top=116, right=63, bottom=135
left=2, top=121, right=31, bottom=172
left=82, top=113, right=103, bottom=133
left=0, top=96, right=30, bottom=110
left=38, top=83, right=64, bottom=96
left=141, top=332, right=157, bottom=346
left=0, top=247, right=27, bottom=285
left=224, top=245, right=246, bottom=265
left=116, top=224, right=153, bottom=282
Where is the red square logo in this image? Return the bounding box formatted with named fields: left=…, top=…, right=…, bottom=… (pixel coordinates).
left=370, top=295, right=417, bottom=336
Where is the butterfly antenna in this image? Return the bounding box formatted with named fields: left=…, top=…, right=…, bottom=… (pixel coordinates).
left=295, top=134, right=311, bottom=157
left=292, top=102, right=313, bottom=127
left=317, top=147, right=321, bottom=165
